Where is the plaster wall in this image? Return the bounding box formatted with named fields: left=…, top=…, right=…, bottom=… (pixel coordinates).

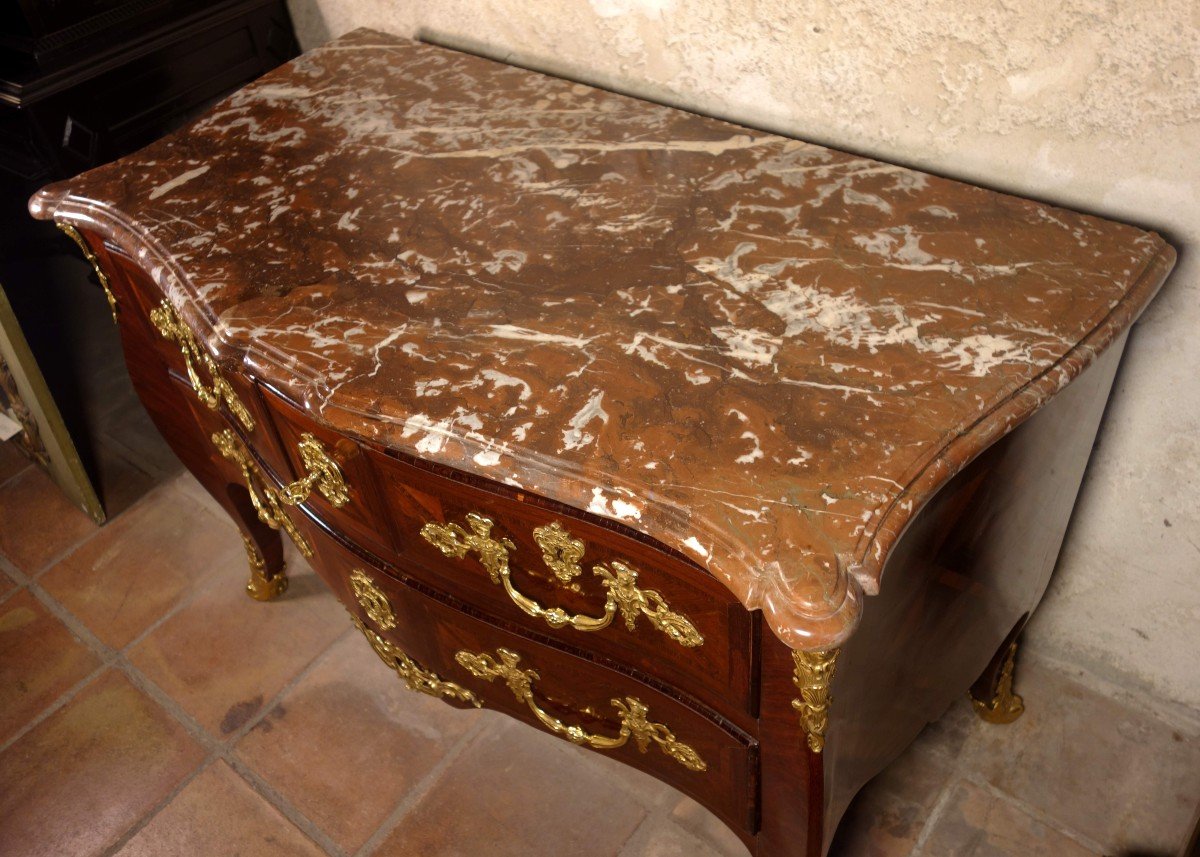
left=285, top=0, right=1200, bottom=712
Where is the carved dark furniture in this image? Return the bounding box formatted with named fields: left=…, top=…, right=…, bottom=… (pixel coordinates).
left=1, top=0, right=298, bottom=518
left=31, top=29, right=1175, bottom=856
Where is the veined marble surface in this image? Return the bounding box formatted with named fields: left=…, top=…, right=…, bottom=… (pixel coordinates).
left=31, top=28, right=1174, bottom=650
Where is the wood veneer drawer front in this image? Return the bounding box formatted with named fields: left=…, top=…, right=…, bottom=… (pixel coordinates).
left=363, top=446, right=756, bottom=718
left=221, top=374, right=292, bottom=482
left=256, top=387, right=395, bottom=558
left=300, top=517, right=759, bottom=837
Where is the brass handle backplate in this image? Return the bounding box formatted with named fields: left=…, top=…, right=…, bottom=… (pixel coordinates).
left=150, top=299, right=255, bottom=432
left=350, top=568, right=396, bottom=630
left=354, top=616, right=481, bottom=707
left=349, top=569, right=479, bottom=706
left=455, top=647, right=706, bottom=772
left=276, top=434, right=350, bottom=508
left=57, top=221, right=118, bottom=323
left=420, top=514, right=703, bottom=648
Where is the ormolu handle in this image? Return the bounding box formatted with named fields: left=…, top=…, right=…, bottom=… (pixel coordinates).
left=150, top=299, right=255, bottom=432
left=455, top=647, right=706, bottom=772
left=212, top=429, right=312, bottom=557
left=420, top=513, right=703, bottom=648
left=57, top=222, right=118, bottom=323
left=349, top=569, right=480, bottom=707
left=276, top=434, right=350, bottom=507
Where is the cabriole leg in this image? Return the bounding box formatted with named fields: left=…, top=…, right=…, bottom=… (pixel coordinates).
left=969, top=628, right=1027, bottom=724
left=242, top=531, right=288, bottom=600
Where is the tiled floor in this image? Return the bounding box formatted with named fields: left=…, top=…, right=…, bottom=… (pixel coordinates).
left=2, top=435, right=1199, bottom=857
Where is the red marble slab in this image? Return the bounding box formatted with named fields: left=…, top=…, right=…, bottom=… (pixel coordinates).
left=30, top=28, right=1175, bottom=650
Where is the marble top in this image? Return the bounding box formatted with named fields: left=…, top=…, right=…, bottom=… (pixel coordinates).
left=31, top=28, right=1175, bottom=650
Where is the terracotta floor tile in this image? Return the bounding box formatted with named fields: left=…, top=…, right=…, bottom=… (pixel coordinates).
left=620, top=814, right=747, bottom=857
left=374, top=718, right=648, bottom=857
left=41, top=482, right=243, bottom=649
left=921, top=782, right=1100, bottom=856
left=170, top=469, right=231, bottom=521
left=0, top=565, right=16, bottom=599
left=830, top=781, right=933, bottom=857
left=0, top=439, right=32, bottom=484
left=957, top=661, right=1200, bottom=854
left=236, top=632, right=480, bottom=852
left=0, top=466, right=98, bottom=574
left=0, top=589, right=101, bottom=744
left=0, top=669, right=204, bottom=857
left=867, top=728, right=958, bottom=805
left=114, top=761, right=325, bottom=857
left=614, top=797, right=749, bottom=857
left=127, top=547, right=346, bottom=737
left=829, top=737, right=955, bottom=857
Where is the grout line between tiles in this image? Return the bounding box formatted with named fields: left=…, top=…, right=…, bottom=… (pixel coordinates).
left=614, top=803, right=682, bottom=856
left=0, top=552, right=26, bottom=607
left=637, top=743, right=744, bottom=852
left=225, top=757, right=347, bottom=857
left=352, top=716, right=496, bottom=857
left=966, top=773, right=1113, bottom=855
left=0, top=581, right=133, bottom=754
left=11, top=580, right=230, bottom=857
left=908, top=775, right=960, bottom=856
left=169, top=474, right=256, bottom=535
left=0, top=662, right=109, bottom=754
left=17, top=556, right=351, bottom=856
left=106, top=639, right=349, bottom=857
left=99, top=758, right=219, bottom=857
left=0, top=459, right=34, bottom=493
left=23, top=581, right=219, bottom=752
left=108, top=531, right=289, bottom=661
left=220, top=626, right=358, bottom=747
left=19, top=475, right=175, bottom=581
left=0, top=585, right=21, bottom=607
left=907, top=691, right=1124, bottom=857
left=0, top=546, right=29, bottom=585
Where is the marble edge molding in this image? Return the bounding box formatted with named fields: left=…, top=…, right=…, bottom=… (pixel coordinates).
left=847, top=240, right=1176, bottom=596
left=29, top=162, right=1177, bottom=656
left=31, top=187, right=867, bottom=650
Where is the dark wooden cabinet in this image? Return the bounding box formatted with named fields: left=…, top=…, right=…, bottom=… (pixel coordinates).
left=0, top=0, right=298, bottom=519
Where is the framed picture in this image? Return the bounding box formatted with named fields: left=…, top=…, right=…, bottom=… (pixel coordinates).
left=0, top=281, right=103, bottom=522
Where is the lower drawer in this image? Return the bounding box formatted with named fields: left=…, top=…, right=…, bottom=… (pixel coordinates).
left=294, top=508, right=760, bottom=836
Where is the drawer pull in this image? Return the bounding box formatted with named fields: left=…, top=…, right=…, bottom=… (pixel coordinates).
left=353, top=616, right=481, bottom=707
left=276, top=434, right=350, bottom=508
left=421, top=514, right=703, bottom=648
left=57, top=222, right=118, bottom=323
left=150, top=300, right=255, bottom=432
left=350, top=568, right=396, bottom=630
left=455, top=647, right=706, bottom=772
left=212, top=429, right=312, bottom=557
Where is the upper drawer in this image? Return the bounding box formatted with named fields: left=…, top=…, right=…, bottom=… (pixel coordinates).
left=256, top=386, right=396, bottom=559
left=363, top=445, right=757, bottom=719
left=95, top=243, right=285, bottom=470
